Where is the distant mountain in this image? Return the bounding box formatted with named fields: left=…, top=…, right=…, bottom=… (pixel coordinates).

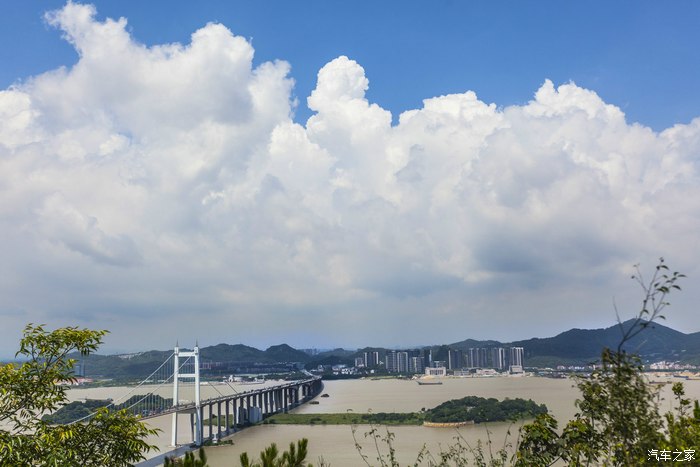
left=451, top=319, right=700, bottom=366
left=75, top=350, right=172, bottom=379
left=199, top=343, right=265, bottom=362
left=69, top=320, right=700, bottom=379
left=263, top=344, right=312, bottom=363
left=446, top=339, right=502, bottom=353
left=77, top=342, right=313, bottom=378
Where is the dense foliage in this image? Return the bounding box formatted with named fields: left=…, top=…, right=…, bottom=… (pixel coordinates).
left=240, top=438, right=315, bottom=467
left=425, top=396, right=547, bottom=424
left=164, top=448, right=209, bottom=466
left=0, top=324, right=158, bottom=466
left=516, top=259, right=700, bottom=466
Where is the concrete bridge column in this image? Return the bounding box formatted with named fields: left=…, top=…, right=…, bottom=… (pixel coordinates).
left=217, top=401, right=222, bottom=440
left=232, top=398, right=238, bottom=429
left=225, top=400, right=230, bottom=436
left=199, top=406, right=205, bottom=444
left=264, top=390, right=269, bottom=415
left=208, top=403, right=213, bottom=440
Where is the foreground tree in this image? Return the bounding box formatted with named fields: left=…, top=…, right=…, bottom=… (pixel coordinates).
left=164, top=449, right=209, bottom=466
left=517, top=258, right=698, bottom=466
left=0, top=324, right=158, bottom=466
left=240, top=438, right=314, bottom=467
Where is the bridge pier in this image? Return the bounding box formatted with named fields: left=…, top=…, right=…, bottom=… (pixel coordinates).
left=232, top=398, right=238, bottom=430
left=161, top=377, right=323, bottom=455
left=216, top=401, right=221, bottom=440
left=225, top=400, right=230, bottom=436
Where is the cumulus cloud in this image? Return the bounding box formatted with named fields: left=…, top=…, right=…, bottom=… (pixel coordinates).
left=1, top=3, right=700, bottom=355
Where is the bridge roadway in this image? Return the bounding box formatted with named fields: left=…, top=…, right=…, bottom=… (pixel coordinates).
left=137, top=376, right=323, bottom=466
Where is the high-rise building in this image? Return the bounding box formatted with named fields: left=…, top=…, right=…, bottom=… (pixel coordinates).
left=509, top=347, right=524, bottom=372
left=447, top=349, right=463, bottom=370
left=363, top=351, right=380, bottom=368
left=491, top=348, right=506, bottom=370
left=409, top=356, right=425, bottom=374
left=467, top=348, right=477, bottom=368
left=397, top=351, right=409, bottom=373
left=386, top=351, right=398, bottom=373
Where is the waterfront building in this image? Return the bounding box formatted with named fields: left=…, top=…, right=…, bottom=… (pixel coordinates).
left=425, top=366, right=447, bottom=376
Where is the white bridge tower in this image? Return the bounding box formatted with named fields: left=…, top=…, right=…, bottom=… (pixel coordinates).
left=171, top=344, right=201, bottom=447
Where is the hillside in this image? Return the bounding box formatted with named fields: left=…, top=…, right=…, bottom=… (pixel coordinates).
left=451, top=319, right=700, bottom=366
left=61, top=319, right=700, bottom=379
left=75, top=342, right=313, bottom=379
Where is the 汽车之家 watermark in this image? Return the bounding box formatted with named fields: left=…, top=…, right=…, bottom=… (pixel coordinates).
left=648, top=449, right=695, bottom=462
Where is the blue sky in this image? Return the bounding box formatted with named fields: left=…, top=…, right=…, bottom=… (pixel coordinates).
left=1, top=2, right=700, bottom=356
left=3, top=1, right=700, bottom=130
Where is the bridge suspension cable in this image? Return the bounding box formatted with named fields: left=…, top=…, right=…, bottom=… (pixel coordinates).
left=69, top=351, right=181, bottom=424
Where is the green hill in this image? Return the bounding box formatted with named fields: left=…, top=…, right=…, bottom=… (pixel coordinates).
left=450, top=319, right=700, bottom=366
left=60, top=319, right=700, bottom=379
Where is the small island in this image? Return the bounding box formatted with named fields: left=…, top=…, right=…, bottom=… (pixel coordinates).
left=48, top=394, right=547, bottom=427
left=261, top=395, right=547, bottom=426
left=424, top=396, right=546, bottom=424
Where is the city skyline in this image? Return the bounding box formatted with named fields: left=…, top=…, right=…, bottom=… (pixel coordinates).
left=1, top=2, right=700, bottom=357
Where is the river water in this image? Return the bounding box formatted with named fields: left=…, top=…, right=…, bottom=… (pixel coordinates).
left=65, top=375, right=700, bottom=466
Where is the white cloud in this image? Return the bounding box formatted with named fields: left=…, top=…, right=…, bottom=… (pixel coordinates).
left=1, top=3, right=700, bottom=355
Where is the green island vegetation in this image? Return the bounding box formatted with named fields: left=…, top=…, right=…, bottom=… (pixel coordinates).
left=254, top=396, right=546, bottom=426
left=425, top=396, right=547, bottom=424
left=41, top=394, right=173, bottom=424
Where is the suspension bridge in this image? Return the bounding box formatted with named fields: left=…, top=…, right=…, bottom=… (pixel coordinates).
left=70, top=345, right=323, bottom=464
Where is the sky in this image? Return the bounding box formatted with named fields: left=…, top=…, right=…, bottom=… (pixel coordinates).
left=1, top=1, right=700, bottom=357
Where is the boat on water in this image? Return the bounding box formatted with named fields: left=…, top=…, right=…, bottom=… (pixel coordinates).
left=417, top=380, right=443, bottom=385
left=239, top=378, right=265, bottom=385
